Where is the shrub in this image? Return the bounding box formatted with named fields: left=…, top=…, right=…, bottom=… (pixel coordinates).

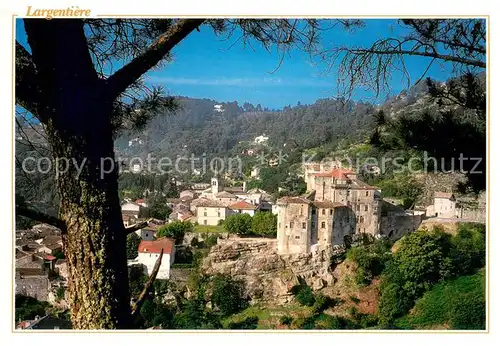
left=126, top=232, right=141, bottom=259
left=210, top=274, right=248, bottom=316
left=312, top=293, right=331, bottom=313
left=157, top=221, right=192, bottom=244
left=56, top=286, right=65, bottom=301
left=350, top=296, right=361, bottom=304
left=223, top=214, right=252, bottom=235
left=293, top=314, right=318, bottom=329
left=378, top=225, right=486, bottom=326
left=15, top=295, right=51, bottom=322
left=291, top=284, right=315, bottom=307
left=204, top=234, right=219, bottom=248
left=228, top=316, right=259, bottom=329
left=251, top=212, right=277, bottom=237
left=279, top=315, right=293, bottom=325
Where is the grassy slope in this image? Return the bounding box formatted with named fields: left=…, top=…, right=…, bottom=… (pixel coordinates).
left=193, top=224, right=225, bottom=233
left=395, top=269, right=486, bottom=330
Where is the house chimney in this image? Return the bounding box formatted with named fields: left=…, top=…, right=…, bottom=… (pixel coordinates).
left=243, top=181, right=247, bottom=192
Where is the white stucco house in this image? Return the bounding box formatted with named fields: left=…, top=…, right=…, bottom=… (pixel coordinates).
left=229, top=200, right=257, bottom=216
left=254, top=134, right=269, bottom=145
left=129, top=237, right=175, bottom=280
left=426, top=192, right=457, bottom=218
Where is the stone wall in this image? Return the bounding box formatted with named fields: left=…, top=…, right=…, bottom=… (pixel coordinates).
left=182, top=231, right=229, bottom=246
left=15, top=275, right=50, bottom=301
left=457, top=207, right=486, bottom=223
left=379, top=214, right=423, bottom=240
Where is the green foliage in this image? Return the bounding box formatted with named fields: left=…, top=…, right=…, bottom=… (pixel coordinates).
left=227, top=316, right=259, bottom=329
left=128, top=264, right=148, bottom=297
left=376, top=174, right=423, bottom=208
left=291, top=284, right=315, bottom=307
left=279, top=315, right=293, bottom=325
left=211, top=274, right=248, bottom=316
left=346, top=239, right=391, bottom=286
left=148, top=195, right=172, bottom=220
left=395, top=269, right=485, bottom=330
left=139, top=298, right=174, bottom=329
left=52, top=249, right=65, bottom=260
left=126, top=232, right=141, bottom=259
left=56, top=286, right=65, bottom=301
left=312, top=293, right=331, bottom=313
left=118, top=173, right=178, bottom=199
left=378, top=224, right=486, bottom=326
left=204, top=234, right=219, bottom=248
left=15, top=295, right=51, bottom=322
left=371, top=74, right=486, bottom=192
left=293, top=314, right=318, bottom=329
left=223, top=213, right=252, bottom=235
left=157, top=221, right=192, bottom=244
left=251, top=212, right=277, bottom=237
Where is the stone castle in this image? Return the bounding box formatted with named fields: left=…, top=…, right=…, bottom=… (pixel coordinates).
left=277, top=167, right=382, bottom=254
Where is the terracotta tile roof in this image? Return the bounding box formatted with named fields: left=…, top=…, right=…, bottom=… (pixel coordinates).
left=138, top=237, right=174, bottom=254
left=135, top=199, right=146, bottom=204
left=229, top=200, right=257, bottom=210
left=312, top=168, right=354, bottom=178
left=44, top=255, right=56, bottom=261
left=434, top=192, right=454, bottom=199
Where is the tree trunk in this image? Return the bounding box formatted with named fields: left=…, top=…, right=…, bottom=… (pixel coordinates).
left=46, top=105, right=131, bottom=329
left=22, top=19, right=132, bottom=328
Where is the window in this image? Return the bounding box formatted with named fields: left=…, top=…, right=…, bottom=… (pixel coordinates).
left=302, top=222, right=306, bottom=229
left=217, top=212, right=221, bottom=217
left=290, top=222, right=294, bottom=228
left=295, top=235, right=300, bottom=240
left=330, top=209, right=333, bottom=215
left=204, top=220, right=207, bottom=225
left=321, top=221, right=325, bottom=228
left=312, top=208, right=316, bottom=215
left=356, top=204, right=360, bottom=211
left=365, top=205, right=368, bottom=212
left=360, top=216, right=364, bottom=223
left=322, top=209, right=326, bottom=215
left=366, top=191, right=369, bottom=196
left=204, top=212, right=207, bottom=216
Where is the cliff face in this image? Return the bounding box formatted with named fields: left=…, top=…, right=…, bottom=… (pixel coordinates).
left=201, top=238, right=338, bottom=304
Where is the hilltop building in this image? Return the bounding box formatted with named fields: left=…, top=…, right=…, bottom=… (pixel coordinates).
left=277, top=167, right=382, bottom=255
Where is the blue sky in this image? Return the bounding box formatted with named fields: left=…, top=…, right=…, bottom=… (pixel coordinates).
left=16, top=19, right=456, bottom=109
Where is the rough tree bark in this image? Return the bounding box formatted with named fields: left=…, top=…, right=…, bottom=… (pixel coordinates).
left=23, top=19, right=131, bottom=329
left=17, top=18, right=204, bottom=329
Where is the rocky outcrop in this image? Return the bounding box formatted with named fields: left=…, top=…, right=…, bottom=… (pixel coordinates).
left=201, top=238, right=340, bottom=304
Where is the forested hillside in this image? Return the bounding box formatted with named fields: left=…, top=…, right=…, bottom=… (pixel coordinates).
left=115, top=96, right=377, bottom=159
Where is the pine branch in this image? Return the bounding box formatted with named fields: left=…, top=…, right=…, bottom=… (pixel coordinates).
left=16, top=204, right=66, bottom=232
left=106, top=19, right=205, bottom=99
left=350, top=47, right=485, bottom=68
left=15, top=41, right=42, bottom=117
left=130, top=249, right=163, bottom=317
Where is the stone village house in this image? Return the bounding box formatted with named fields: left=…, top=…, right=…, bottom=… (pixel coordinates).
left=128, top=237, right=176, bottom=280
